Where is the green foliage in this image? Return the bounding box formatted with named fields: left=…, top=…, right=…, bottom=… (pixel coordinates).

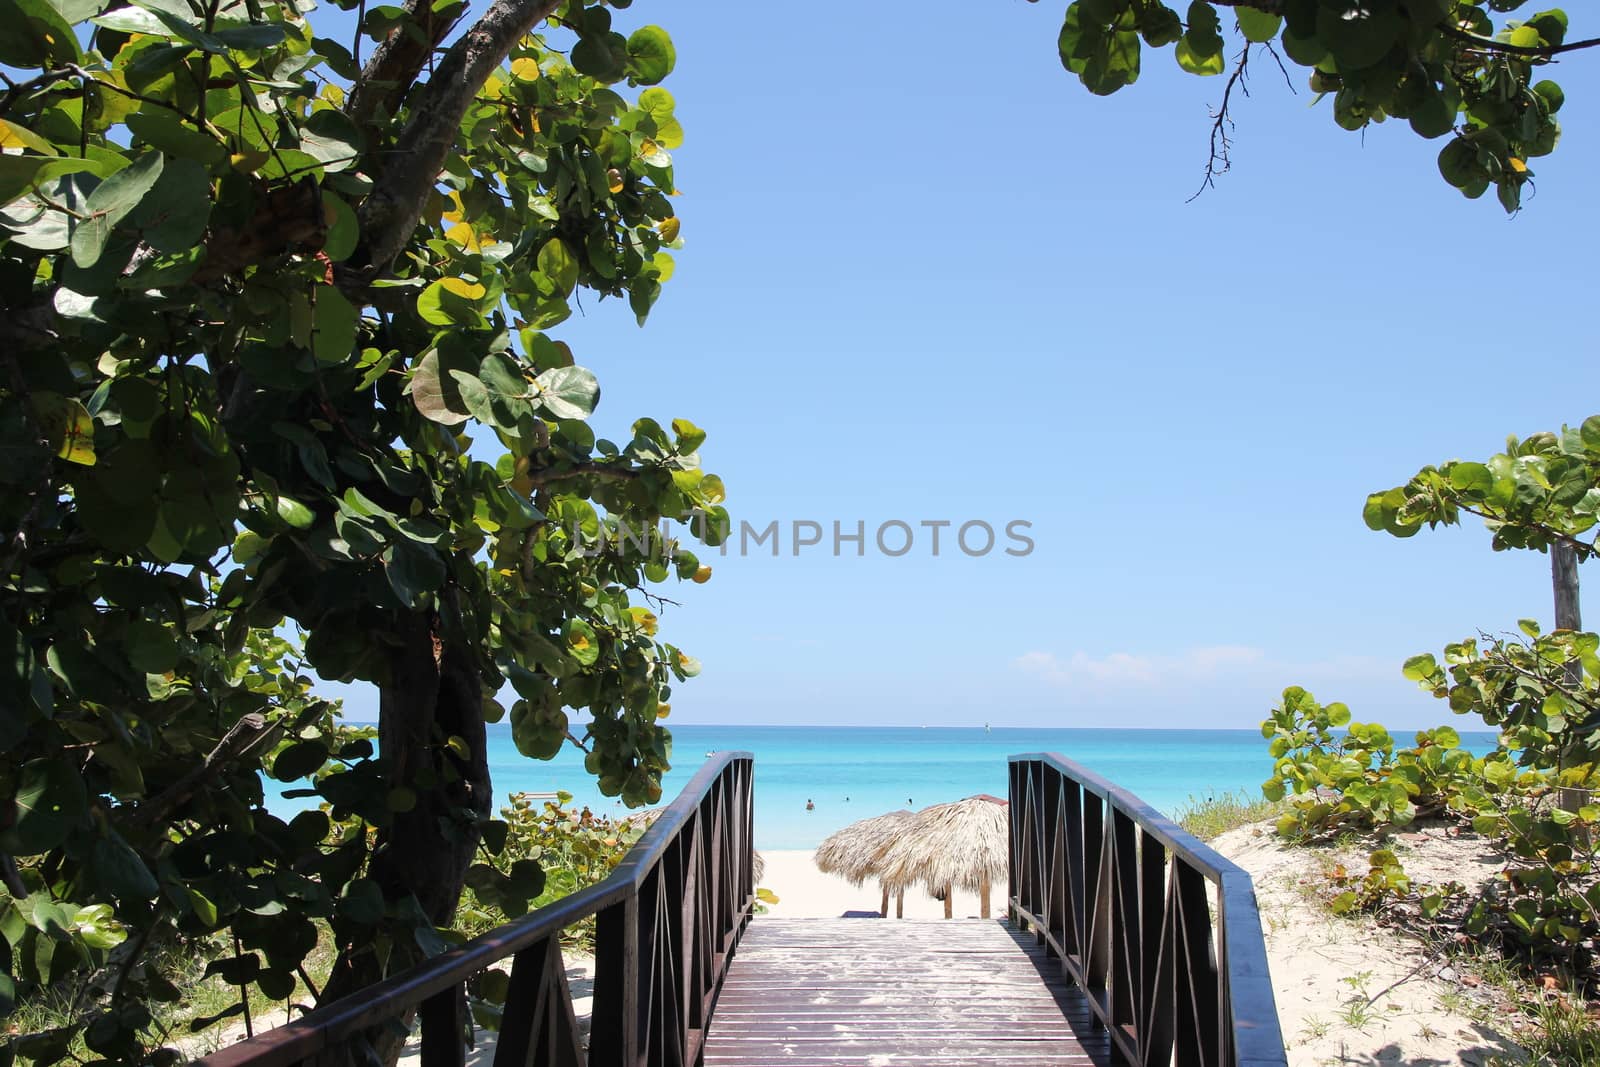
left=1048, top=0, right=1581, bottom=210
left=1261, top=686, right=1470, bottom=837
left=459, top=792, right=637, bottom=937
left=1328, top=848, right=1421, bottom=916
left=0, top=0, right=714, bottom=1061
left=1365, top=417, right=1600, bottom=560
left=459, top=792, right=637, bottom=1034
left=1405, top=629, right=1600, bottom=770
left=1264, top=659, right=1600, bottom=954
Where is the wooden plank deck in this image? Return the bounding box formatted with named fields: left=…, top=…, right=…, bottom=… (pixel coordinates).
left=701, top=918, right=1114, bottom=1066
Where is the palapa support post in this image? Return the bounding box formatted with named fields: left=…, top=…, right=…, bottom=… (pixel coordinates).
left=896, top=888, right=904, bottom=918
left=943, top=884, right=953, bottom=920
left=980, top=872, right=992, bottom=919
left=880, top=883, right=889, bottom=918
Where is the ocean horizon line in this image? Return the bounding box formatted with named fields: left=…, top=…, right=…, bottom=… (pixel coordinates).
left=340, top=719, right=1483, bottom=732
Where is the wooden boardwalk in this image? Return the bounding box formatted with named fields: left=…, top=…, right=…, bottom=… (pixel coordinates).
left=701, top=918, right=1113, bottom=1066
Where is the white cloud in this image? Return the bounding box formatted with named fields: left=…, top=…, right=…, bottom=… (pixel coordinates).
left=1013, top=646, right=1265, bottom=688
left=1012, top=645, right=1396, bottom=695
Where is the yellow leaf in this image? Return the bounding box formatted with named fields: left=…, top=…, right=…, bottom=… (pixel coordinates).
left=441, top=278, right=486, bottom=301
left=656, top=217, right=680, bottom=242
left=630, top=607, right=659, bottom=635
left=444, top=221, right=483, bottom=252
left=441, top=191, right=465, bottom=225
left=509, top=57, right=541, bottom=82
left=33, top=393, right=95, bottom=466
left=656, top=702, right=671, bottom=719
left=230, top=149, right=269, bottom=174
left=510, top=455, right=534, bottom=497
left=1509, top=157, right=1528, bottom=173
left=1, top=119, right=58, bottom=154
left=691, top=565, right=712, bottom=584
left=606, top=168, right=623, bottom=194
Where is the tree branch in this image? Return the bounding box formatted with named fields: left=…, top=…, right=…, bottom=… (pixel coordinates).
left=1200, top=2, right=1600, bottom=60
left=344, top=0, right=462, bottom=128
left=341, top=0, right=562, bottom=287
left=1433, top=22, right=1600, bottom=60
left=129, top=713, right=281, bottom=829
left=1189, top=45, right=1250, bottom=202
left=525, top=461, right=642, bottom=488
left=1453, top=501, right=1596, bottom=559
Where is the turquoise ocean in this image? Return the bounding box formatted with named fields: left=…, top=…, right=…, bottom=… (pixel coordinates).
left=461, top=725, right=1501, bottom=850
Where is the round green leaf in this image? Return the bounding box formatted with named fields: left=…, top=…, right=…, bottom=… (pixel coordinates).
left=625, top=25, right=675, bottom=85
left=1235, top=7, right=1280, bottom=43
left=124, top=619, right=178, bottom=674
left=534, top=365, right=599, bottom=420
left=322, top=192, right=358, bottom=261
left=536, top=238, right=578, bottom=297
left=273, top=740, right=330, bottom=782
left=313, top=285, right=358, bottom=366
left=1175, top=38, right=1224, bottom=76
left=2, top=759, right=88, bottom=855
left=90, top=835, right=159, bottom=900
left=564, top=618, right=600, bottom=666
left=571, top=32, right=627, bottom=82
left=417, top=277, right=488, bottom=327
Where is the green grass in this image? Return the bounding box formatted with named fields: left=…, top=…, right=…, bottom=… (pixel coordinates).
left=1174, top=790, right=1283, bottom=841
left=1427, top=932, right=1600, bottom=1065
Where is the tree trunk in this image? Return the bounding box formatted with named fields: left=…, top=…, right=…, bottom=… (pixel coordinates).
left=315, top=611, right=492, bottom=1065
left=1555, top=543, right=1582, bottom=636
left=1554, top=545, right=1587, bottom=818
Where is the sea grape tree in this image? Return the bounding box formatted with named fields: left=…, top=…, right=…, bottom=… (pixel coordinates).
left=1363, top=417, right=1600, bottom=560
left=0, top=0, right=722, bottom=1058
left=1044, top=1, right=1586, bottom=210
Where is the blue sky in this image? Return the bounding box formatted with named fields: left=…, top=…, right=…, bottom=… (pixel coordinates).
left=336, top=2, right=1600, bottom=730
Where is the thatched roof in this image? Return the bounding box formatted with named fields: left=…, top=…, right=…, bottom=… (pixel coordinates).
left=877, top=796, right=1007, bottom=894
left=814, top=810, right=916, bottom=887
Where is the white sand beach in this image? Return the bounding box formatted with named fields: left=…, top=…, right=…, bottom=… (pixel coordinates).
left=1211, top=822, right=1527, bottom=1065
left=757, top=849, right=1000, bottom=920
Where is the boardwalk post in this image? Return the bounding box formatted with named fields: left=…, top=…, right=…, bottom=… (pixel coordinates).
left=196, top=754, right=755, bottom=1067
left=1006, top=752, right=1288, bottom=1067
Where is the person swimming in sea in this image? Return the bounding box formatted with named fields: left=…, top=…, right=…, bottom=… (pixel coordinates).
left=805, top=798, right=814, bottom=811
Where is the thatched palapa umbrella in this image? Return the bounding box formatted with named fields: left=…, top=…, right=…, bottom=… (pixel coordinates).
left=878, top=795, right=1007, bottom=919
left=814, top=809, right=915, bottom=917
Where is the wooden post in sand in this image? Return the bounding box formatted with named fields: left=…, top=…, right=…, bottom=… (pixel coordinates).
left=895, top=889, right=904, bottom=918
left=879, top=884, right=889, bottom=918
left=979, top=873, right=991, bottom=919
left=943, top=885, right=953, bottom=920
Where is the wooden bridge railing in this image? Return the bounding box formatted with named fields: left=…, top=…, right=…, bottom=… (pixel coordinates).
left=200, top=752, right=754, bottom=1067
left=1008, top=753, right=1287, bottom=1067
